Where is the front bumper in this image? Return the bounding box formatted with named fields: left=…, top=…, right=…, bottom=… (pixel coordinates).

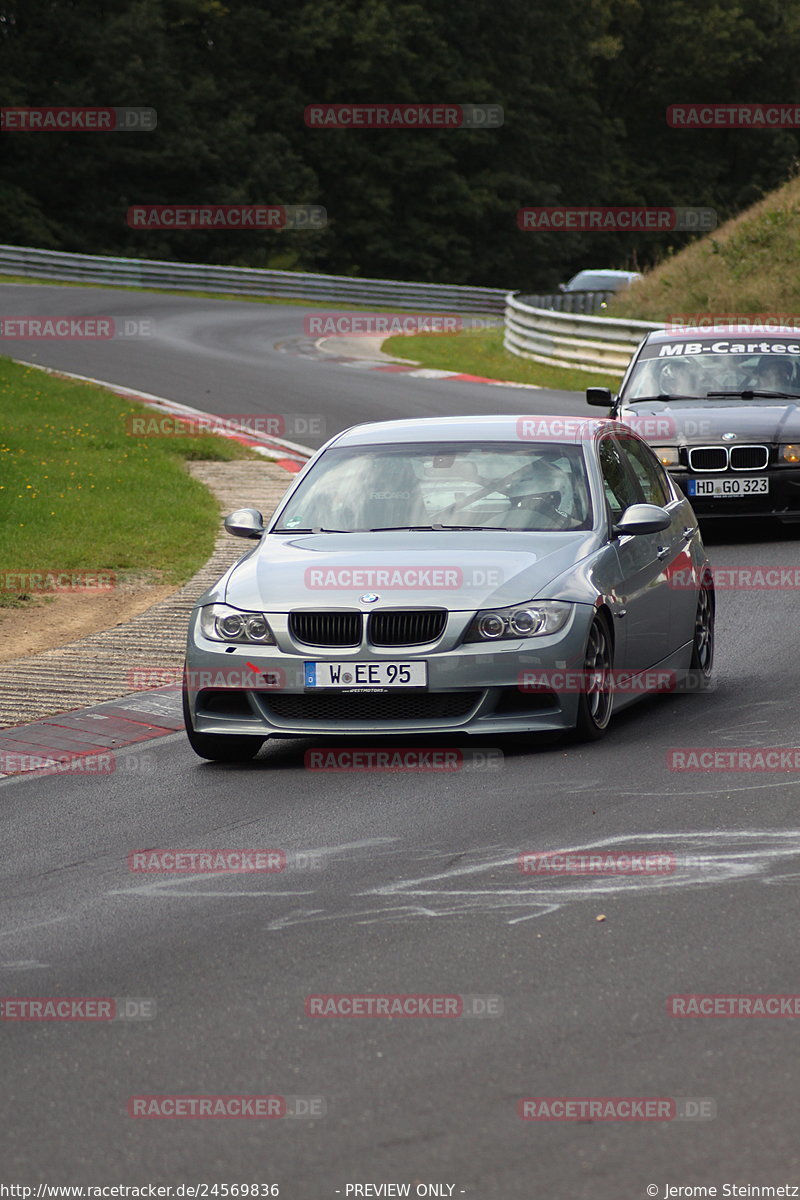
left=671, top=467, right=800, bottom=518
left=184, top=605, right=597, bottom=738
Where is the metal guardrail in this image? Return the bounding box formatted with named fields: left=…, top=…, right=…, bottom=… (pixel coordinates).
left=515, top=290, right=615, bottom=315
left=0, top=244, right=507, bottom=314
left=504, top=292, right=662, bottom=374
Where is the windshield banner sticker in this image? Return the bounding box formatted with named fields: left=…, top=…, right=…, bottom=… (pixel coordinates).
left=644, top=340, right=800, bottom=359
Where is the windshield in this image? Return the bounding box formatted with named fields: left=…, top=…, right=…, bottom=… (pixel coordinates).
left=622, top=338, right=800, bottom=402
left=273, top=441, right=593, bottom=533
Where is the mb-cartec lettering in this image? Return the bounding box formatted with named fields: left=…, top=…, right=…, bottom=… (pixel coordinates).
left=658, top=340, right=800, bottom=357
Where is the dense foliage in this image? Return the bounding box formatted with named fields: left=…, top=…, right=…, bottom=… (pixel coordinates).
left=1, top=0, right=798, bottom=289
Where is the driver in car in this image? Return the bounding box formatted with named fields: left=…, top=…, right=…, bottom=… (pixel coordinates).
left=501, top=460, right=578, bottom=529
left=755, top=355, right=799, bottom=394
left=658, top=358, right=699, bottom=396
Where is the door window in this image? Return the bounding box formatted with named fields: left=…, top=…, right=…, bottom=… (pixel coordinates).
left=618, top=436, right=671, bottom=506
left=598, top=437, right=642, bottom=518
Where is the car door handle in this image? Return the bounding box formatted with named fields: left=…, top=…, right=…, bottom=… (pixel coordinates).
left=656, top=545, right=671, bottom=560
left=682, top=525, right=696, bottom=540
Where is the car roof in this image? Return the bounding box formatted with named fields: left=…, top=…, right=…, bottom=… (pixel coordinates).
left=330, top=415, right=620, bottom=447
left=570, top=268, right=641, bottom=280
left=644, top=325, right=800, bottom=343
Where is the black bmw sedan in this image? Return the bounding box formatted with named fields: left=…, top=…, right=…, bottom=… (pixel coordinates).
left=587, top=325, right=800, bottom=521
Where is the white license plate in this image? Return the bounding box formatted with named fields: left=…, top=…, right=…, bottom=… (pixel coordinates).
left=304, top=661, right=428, bottom=689
left=687, top=477, right=769, bottom=497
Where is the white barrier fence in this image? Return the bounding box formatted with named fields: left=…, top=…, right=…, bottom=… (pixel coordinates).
left=504, top=291, right=662, bottom=374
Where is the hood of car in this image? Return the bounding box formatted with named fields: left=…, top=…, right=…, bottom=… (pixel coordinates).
left=619, top=399, right=800, bottom=445
left=223, top=529, right=599, bottom=612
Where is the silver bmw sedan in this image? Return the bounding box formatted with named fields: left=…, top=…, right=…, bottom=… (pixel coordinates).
left=183, top=415, right=714, bottom=760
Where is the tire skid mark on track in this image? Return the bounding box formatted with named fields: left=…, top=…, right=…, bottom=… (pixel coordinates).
left=97, top=829, right=800, bottom=928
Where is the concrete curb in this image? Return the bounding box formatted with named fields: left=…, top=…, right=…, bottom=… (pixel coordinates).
left=313, top=335, right=543, bottom=389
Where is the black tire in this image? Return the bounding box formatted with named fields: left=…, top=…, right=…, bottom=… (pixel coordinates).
left=572, top=613, right=614, bottom=742
left=685, top=580, right=715, bottom=689
left=182, top=685, right=263, bottom=763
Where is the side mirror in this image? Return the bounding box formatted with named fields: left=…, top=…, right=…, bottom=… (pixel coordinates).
left=224, top=508, right=264, bottom=539
left=614, top=503, right=671, bottom=536
left=586, top=386, right=613, bottom=407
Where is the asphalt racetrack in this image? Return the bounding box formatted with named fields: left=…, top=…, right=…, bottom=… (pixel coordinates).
left=1, top=284, right=799, bottom=1196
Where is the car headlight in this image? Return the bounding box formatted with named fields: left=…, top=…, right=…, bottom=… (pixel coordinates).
left=199, top=604, right=275, bottom=644
left=652, top=446, right=679, bottom=466
left=464, top=600, right=572, bottom=643
left=780, top=443, right=800, bottom=464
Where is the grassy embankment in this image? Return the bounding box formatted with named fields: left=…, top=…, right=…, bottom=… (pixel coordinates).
left=609, top=174, right=800, bottom=322
left=387, top=175, right=800, bottom=380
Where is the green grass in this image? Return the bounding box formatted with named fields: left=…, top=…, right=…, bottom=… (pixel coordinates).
left=0, top=357, right=257, bottom=605
left=383, top=327, right=623, bottom=392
